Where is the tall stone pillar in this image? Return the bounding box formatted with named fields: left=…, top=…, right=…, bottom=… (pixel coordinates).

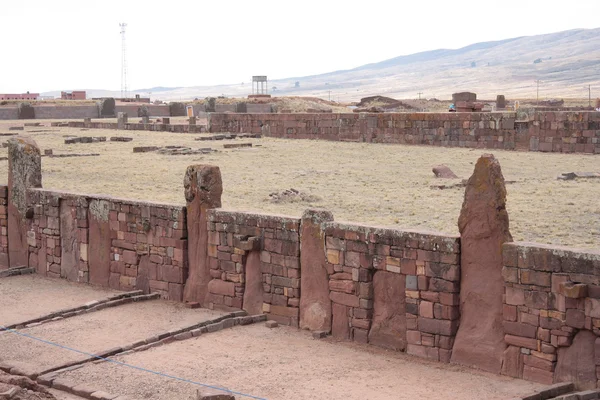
left=7, top=137, right=42, bottom=268
left=451, top=154, right=512, bottom=373
left=117, top=112, right=128, bottom=130
left=299, top=209, right=333, bottom=332
left=183, top=165, right=222, bottom=306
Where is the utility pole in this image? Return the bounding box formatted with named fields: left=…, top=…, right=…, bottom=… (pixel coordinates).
left=417, top=92, right=423, bottom=100
left=120, top=23, right=128, bottom=99
left=328, top=91, right=331, bottom=101
left=535, top=80, right=541, bottom=105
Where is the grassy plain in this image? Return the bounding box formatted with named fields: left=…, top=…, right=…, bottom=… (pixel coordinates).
left=0, top=122, right=598, bottom=249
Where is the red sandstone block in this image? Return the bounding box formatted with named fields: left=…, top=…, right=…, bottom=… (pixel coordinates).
left=122, top=250, right=138, bottom=265
left=429, top=278, right=459, bottom=293
left=353, top=328, right=369, bottom=344
left=417, top=317, right=458, bottom=336
left=158, top=265, right=183, bottom=283
left=434, top=304, right=460, bottom=320
left=270, top=305, right=299, bottom=318
left=504, top=321, right=538, bottom=339
left=505, top=334, right=538, bottom=350
left=264, top=238, right=283, bottom=254
left=523, top=365, right=554, bottom=385
left=504, top=304, right=518, bottom=322
left=419, top=301, right=434, bottom=318
left=329, top=291, right=360, bottom=308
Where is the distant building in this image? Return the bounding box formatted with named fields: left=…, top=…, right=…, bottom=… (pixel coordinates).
left=0, top=92, right=39, bottom=100
left=61, top=91, right=86, bottom=100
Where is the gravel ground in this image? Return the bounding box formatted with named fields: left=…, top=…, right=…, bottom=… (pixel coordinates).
left=0, top=275, right=118, bottom=327
left=0, top=300, right=224, bottom=374
left=60, top=324, right=544, bottom=400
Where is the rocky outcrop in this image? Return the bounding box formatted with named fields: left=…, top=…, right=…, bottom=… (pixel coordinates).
left=183, top=165, right=223, bottom=306
left=451, top=154, right=512, bottom=373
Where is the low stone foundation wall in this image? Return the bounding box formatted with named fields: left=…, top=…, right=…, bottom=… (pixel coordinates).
left=67, top=121, right=205, bottom=133
left=0, top=185, right=8, bottom=269
left=502, top=242, right=600, bottom=388
left=208, top=111, right=600, bottom=154
left=26, top=189, right=187, bottom=301
left=206, top=210, right=301, bottom=325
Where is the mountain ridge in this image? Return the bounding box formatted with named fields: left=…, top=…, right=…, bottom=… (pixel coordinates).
left=42, top=27, right=600, bottom=101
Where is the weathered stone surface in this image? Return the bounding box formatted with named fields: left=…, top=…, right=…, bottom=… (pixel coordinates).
left=432, top=165, right=459, bottom=179
left=368, top=271, right=406, bottom=351
left=243, top=250, right=263, bottom=315
left=332, top=303, right=350, bottom=340
left=60, top=201, right=79, bottom=282
left=88, top=199, right=111, bottom=286
left=299, top=209, right=333, bottom=332
left=208, top=279, right=235, bottom=297
left=183, top=165, right=223, bottom=306
left=451, top=154, right=512, bottom=374
left=501, top=345, right=523, bottom=378
left=555, top=330, right=596, bottom=390
left=136, top=255, right=151, bottom=294
left=8, top=136, right=42, bottom=268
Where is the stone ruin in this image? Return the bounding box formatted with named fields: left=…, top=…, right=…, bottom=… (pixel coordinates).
left=452, top=92, right=484, bottom=112
left=3, top=136, right=600, bottom=394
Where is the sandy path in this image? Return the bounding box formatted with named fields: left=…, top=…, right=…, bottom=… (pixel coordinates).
left=0, top=275, right=118, bottom=327
left=0, top=300, right=224, bottom=372
left=59, top=324, right=543, bottom=400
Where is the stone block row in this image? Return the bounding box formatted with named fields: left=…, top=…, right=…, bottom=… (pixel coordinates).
left=502, top=243, right=600, bottom=387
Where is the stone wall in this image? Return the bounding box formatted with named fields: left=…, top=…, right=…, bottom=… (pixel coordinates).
left=0, top=185, right=8, bottom=269
left=0, top=108, right=18, bottom=120
left=4, top=139, right=600, bottom=388
left=205, top=210, right=301, bottom=325
left=0, top=104, right=179, bottom=120
left=67, top=121, right=205, bottom=133
left=208, top=111, right=600, bottom=154
left=322, top=223, right=460, bottom=361
left=26, top=189, right=187, bottom=301
left=501, top=242, right=600, bottom=388
left=114, top=105, right=170, bottom=117
left=33, top=105, right=100, bottom=119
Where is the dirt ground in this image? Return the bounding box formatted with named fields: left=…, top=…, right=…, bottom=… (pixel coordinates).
left=0, top=275, right=118, bottom=327
left=0, top=299, right=224, bottom=373
left=59, top=324, right=543, bottom=400
left=0, top=123, right=598, bottom=249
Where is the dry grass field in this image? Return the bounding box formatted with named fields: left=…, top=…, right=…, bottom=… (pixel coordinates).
left=0, top=121, right=599, bottom=249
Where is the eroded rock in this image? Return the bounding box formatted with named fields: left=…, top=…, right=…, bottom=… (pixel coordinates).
left=183, top=165, right=223, bottom=306
left=432, top=165, right=458, bottom=179
left=451, top=154, right=512, bottom=374
left=8, top=137, right=42, bottom=268
left=299, top=209, right=334, bottom=332
left=368, top=271, right=406, bottom=350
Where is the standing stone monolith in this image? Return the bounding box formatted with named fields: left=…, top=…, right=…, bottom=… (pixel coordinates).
left=183, top=165, right=222, bottom=306
left=8, top=137, right=42, bottom=268
left=451, top=154, right=512, bottom=373
left=299, top=209, right=333, bottom=332
left=117, top=112, right=128, bottom=130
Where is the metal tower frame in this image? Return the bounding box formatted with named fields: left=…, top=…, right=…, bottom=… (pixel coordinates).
left=120, top=23, right=128, bottom=99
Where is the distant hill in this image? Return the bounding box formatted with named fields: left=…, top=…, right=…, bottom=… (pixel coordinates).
left=42, top=28, right=600, bottom=102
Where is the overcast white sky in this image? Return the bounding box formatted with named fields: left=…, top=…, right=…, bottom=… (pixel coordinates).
left=1, top=0, right=599, bottom=93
